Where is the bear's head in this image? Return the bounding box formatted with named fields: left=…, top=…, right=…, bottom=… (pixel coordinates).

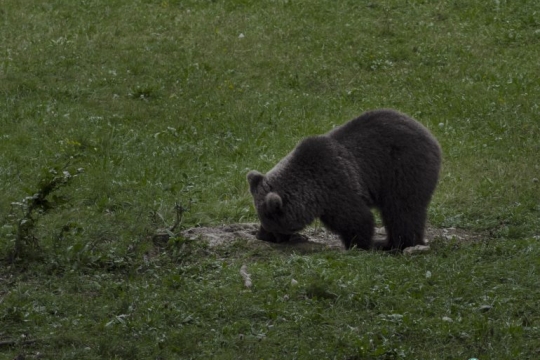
left=247, top=170, right=306, bottom=236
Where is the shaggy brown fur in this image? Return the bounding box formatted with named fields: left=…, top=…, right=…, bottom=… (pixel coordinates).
left=247, top=109, right=441, bottom=251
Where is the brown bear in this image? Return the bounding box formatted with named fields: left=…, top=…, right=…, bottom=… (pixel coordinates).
left=247, top=109, right=441, bottom=251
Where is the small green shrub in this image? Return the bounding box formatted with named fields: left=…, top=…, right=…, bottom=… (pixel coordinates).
left=3, top=166, right=82, bottom=263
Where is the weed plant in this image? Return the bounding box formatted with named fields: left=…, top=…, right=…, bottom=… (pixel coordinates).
left=1, top=0, right=539, bottom=358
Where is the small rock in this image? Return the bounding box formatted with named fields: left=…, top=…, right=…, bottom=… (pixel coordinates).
left=442, top=316, right=453, bottom=322
left=403, top=245, right=431, bottom=255
left=478, top=305, right=493, bottom=312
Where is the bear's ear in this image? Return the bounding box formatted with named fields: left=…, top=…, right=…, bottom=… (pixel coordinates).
left=247, top=170, right=264, bottom=193
left=265, top=192, right=283, bottom=213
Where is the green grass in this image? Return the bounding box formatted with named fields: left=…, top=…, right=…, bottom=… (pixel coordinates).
left=1, top=0, right=539, bottom=358
left=2, top=239, right=540, bottom=359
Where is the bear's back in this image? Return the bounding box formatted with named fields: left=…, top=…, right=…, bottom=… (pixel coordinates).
left=326, top=109, right=441, bottom=201
left=328, top=109, right=435, bottom=147
left=328, top=109, right=439, bottom=160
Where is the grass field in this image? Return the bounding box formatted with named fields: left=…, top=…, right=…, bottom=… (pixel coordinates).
left=1, top=0, right=539, bottom=358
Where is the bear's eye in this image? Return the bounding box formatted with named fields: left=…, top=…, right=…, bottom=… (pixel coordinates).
left=266, top=207, right=284, bottom=219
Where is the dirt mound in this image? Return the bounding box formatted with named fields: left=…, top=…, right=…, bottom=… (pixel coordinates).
left=181, top=223, right=481, bottom=250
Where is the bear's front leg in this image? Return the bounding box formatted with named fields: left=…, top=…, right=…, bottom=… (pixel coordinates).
left=255, top=226, right=292, bottom=243
left=320, top=198, right=374, bottom=250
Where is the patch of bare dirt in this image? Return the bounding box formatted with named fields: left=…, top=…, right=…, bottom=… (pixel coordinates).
left=181, top=223, right=483, bottom=251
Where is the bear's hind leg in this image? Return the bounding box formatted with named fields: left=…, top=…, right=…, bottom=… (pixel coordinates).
left=321, top=202, right=374, bottom=250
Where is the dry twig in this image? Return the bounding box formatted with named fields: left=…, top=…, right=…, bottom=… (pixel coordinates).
left=240, top=265, right=252, bottom=288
